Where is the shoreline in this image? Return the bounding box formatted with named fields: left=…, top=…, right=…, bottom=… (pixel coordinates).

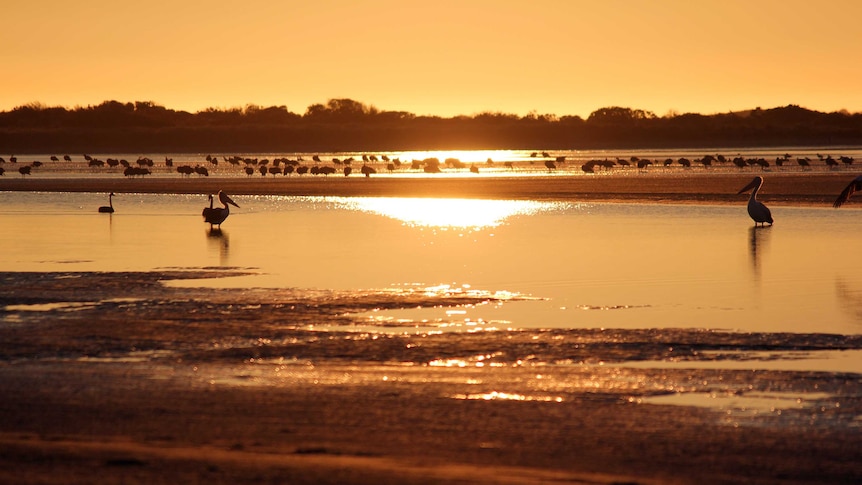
left=1, top=171, right=861, bottom=206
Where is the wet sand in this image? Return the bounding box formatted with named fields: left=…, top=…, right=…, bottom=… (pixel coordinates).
left=2, top=269, right=862, bottom=485
left=0, top=170, right=860, bottom=205
left=2, top=174, right=862, bottom=484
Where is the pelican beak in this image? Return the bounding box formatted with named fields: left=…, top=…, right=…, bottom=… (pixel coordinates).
left=225, top=195, right=240, bottom=208
left=737, top=180, right=756, bottom=194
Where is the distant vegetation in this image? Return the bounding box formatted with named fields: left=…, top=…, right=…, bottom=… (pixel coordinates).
left=1, top=99, right=860, bottom=153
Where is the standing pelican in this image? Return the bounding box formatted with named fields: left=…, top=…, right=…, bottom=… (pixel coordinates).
left=98, top=192, right=115, bottom=213
left=833, top=175, right=862, bottom=208
left=202, top=191, right=239, bottom=228
left=737, top=176, right=773, bottom=226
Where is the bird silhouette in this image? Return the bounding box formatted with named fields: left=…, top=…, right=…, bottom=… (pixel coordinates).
left=737, top=176, right=773, bottom=226
left=833, top=175, right=862, bottom=208
left=203, top=191, right=240, bottom=228
left=98, top=192, right=115, bottom=213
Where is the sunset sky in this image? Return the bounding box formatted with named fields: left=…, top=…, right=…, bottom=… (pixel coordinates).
left=4, top=0, right=861, bottom=118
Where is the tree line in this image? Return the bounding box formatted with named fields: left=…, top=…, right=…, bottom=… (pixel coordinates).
left=1, top=99, right=860, bottom=153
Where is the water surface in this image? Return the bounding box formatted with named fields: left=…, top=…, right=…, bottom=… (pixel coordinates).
left=2, top=191, right=861, bottom=335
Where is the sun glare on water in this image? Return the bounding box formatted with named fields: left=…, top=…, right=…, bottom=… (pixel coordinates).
left=398, top=150, right=519, bottom=164
left=336, top=197, right=559, bottom=229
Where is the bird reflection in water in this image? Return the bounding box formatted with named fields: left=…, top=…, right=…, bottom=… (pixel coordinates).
left=748, top=225, right=772, bottom=281
left=206, top=228, right=230, bottom=265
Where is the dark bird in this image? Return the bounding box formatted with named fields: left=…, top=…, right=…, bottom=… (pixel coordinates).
left=361, top=164, right=376, bottom=177
left=737, top=176, right=773, bottom=226
left=98, top=192, right=115, bottom=213
left=833, top=175, right=862, bottom=208
left=202, top=191, right=240, bottom=228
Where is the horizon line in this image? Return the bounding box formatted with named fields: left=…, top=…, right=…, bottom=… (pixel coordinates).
left=3, top=99, right=860, bottom=119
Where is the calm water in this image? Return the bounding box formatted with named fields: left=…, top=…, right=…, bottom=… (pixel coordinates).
left=2, top=191, right=861, bottom=335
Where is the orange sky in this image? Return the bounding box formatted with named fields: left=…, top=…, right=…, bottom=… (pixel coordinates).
left=3, top=0, right=861, bottom=118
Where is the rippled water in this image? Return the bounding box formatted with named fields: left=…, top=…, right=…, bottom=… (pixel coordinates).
left=2, top=191, right=861, bottom=335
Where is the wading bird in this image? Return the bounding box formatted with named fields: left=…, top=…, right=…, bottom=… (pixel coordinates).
left=737, top=176, right=773, bottom=226
left=203, top=191, right=240, bottom=228
left=98, top=192, right=115, bottom=213
left=833, top=175, right=862, bottom=208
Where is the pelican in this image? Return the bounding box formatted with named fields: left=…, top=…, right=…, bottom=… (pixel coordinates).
left=203, top=190, right=239, bottom=228
left=833, top=175, right=862, bottom=208
left=98, top=192, right=115, bottom=213
left=737, top=176, right=773, bottom=226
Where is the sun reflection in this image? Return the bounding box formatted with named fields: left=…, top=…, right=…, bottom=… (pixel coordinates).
left=336, top=197, right=559, bottom=229
left=451, top=391, right=564, bottom=402
left=398, top=150, right=519, bottom=164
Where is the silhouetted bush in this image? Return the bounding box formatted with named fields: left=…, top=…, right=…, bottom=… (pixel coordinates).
left=0, top=100, right=859, bottom=153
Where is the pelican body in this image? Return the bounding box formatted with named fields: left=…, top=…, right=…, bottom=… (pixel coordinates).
left=833, top=175, right=862, bottom=208
left=737, top=176, right=773, bottom=226
left=98, top=192, right=115, bottom=213
left=203, top=190, right=239, bottom=228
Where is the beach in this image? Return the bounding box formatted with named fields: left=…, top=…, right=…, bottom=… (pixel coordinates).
left=2, top=172, right=862, bottom=484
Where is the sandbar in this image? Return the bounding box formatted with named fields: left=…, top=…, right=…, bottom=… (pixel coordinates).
left=1, top=171, right=861, bottom=206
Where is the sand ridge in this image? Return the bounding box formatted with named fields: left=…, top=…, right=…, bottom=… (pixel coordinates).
left=1, top=171, right=861, bottom=206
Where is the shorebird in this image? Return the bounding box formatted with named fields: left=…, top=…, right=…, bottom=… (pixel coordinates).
left=98, top=192, right=115, bottom=213
left=737, top=176, right=773, bottom=226
left=203, top=191, right=239, bottom=228
left=833, top=175, right=862, bottom=208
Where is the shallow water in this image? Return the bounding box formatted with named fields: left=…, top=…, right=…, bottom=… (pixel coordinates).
left=2, top=191, right=861, bottom=335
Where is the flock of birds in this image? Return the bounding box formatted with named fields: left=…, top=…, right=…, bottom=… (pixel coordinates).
left=1, top=151, right=857, bottom=178
left=3, top=152, right=861, bottom=228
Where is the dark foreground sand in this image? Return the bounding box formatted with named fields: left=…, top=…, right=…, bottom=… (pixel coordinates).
left=2, top=173, right=862, bottom=484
